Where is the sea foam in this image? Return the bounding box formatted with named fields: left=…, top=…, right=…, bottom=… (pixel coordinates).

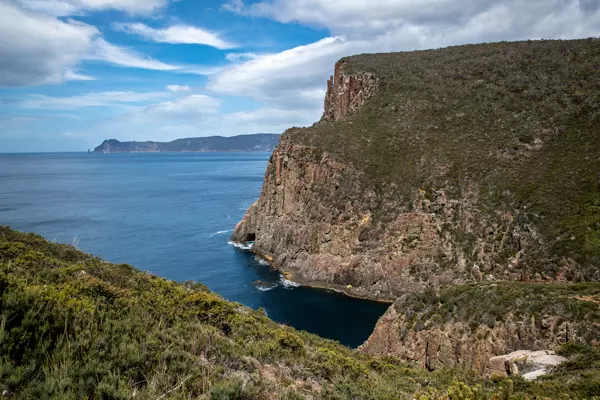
left=280, top=276, right=301, bottom=288
left=210, top=229, right=233, bottom=237
left=253, top=255, right=270, bottom=266
left=228, top=240, right=254, bottom=250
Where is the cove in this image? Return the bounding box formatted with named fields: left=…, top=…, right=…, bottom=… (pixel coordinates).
left=0, top=152, right=389, bottom=348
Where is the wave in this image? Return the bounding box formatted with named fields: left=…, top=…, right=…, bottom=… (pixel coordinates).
left=280, top=276, right=301, bottom=288
left=228, top=240, right=254, bottom=250
left=256, top=284, right=277, bottom=292
left=210, top=229, right=233, bottom=237
left=254, top=280, right=278, bottom=292
left=253, top=255, right=270, bottom=266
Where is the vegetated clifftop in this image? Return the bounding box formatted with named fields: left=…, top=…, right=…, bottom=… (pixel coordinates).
left=231, top=39, right=600, bottom=302
left=361, top=282, right=600, bottom=377
left=92, top=134, right=279, bottom=153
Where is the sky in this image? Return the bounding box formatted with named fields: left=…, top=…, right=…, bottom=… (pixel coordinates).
left=0, top=0, right=599, bottom=152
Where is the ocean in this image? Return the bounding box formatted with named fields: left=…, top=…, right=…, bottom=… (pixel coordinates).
left=0, top=152, right=388, bottom=347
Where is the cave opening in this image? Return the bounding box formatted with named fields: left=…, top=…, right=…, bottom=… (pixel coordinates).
left=245, top=233, right=256, bottom=242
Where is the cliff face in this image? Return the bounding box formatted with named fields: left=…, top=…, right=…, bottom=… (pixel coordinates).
left=322, top=61, right=378, bottom=122
left=231, top=137, right=549, bottom=300
left=232, top=40, right=600, bottom=300
left=231, top=137, right=390, bottom=298
left=360, top=283, right=600, bottom=374
left=232, top=39, right=600, bottom=369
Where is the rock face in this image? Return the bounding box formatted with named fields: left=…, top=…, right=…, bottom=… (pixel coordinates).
left=488, top=350, right=566, bottom=380
left=322, top=61, right=378, bottom=121
left=230, top=133, right=575, bottom=300
left=232, top=40, right=600, bottom=369
left=231, top=139, right=390, bottom=299
left=361, top=306, right=575, bottom=373
left=231, top=41, right=600, bottom=300
left=360, top=283, right=600, bottom=373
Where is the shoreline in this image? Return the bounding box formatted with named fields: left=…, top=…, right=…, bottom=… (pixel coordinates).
left=242, top=245, right=395, bottom=304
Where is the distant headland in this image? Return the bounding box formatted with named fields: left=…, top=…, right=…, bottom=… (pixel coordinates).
left=92, top=134, right=280, bottom=153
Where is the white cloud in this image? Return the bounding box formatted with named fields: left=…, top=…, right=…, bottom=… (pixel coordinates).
left=17, top=0, right=170, bottom=16
left=214, top=0, right=600, bottom=130
left=114, top=22, right=236, bottom=49
left=225, top=52, right=259, bottom=62
left=87, top=38, right=181, bottom=71
left=0, top=1, right=99, bottom=86
left=166, top=84, right=191, bottom=93
left=59, top=95, right=309, bottom=143
left=224, top=0, right=600, bottom=40
left=138, top=94, right=221, bottom=118
left=182, top=66, right=225, bottom=76
left=64, top=69, right=95, bottom=81
left=19, top=91, right=171, bottom=109
left=0, top=2, right=221, bottom=87
left=208, top=37, right=355, bottom=109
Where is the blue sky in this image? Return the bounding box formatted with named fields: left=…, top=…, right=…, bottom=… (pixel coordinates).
left=1, top=0, right=599, bottom=152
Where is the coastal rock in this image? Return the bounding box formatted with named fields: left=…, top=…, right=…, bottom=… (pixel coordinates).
left=230, top=133, right=559, bottom=300
left=360, top=283, right=600, bottom=373
left=488, top=350, right=566, bottom=380
left=322, top=61, right=378, bottom=121
left=231, top=40, right=600, bottom=301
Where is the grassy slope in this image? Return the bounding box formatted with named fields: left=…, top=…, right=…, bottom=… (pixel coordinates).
left=396, top=282, right=600, bottom=341
left=1, top=226, right=599, bottom=399
left=287, top=38, right=600, bottom=274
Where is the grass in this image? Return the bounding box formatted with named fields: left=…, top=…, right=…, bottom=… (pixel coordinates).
left=394, top=282, right=600, bottom=339
left=283, top=38, right=600, bottom=277
left=1, top=226, right=600, bottom=399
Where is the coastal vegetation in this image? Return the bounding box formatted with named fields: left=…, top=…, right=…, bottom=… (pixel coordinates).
left=1, top=226, right=600, bottom=399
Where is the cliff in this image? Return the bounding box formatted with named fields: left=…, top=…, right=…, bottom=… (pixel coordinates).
left=361, top=282, right=600, bottom=375
left=231, top=39, right=600, bottom=301
left=92, top=134, right=279, bottom=153
left=6, top=227, right=600, bottom=398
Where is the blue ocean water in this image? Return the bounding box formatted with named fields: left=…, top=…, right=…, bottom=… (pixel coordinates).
left=0, top=152, right=388, bottom=348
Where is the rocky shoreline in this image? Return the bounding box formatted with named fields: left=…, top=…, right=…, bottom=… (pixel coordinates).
left=233, top=241, right=396, bottom=303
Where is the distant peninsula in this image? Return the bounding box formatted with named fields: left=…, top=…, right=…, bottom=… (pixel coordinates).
left=92, top=134, right=280, bottom=153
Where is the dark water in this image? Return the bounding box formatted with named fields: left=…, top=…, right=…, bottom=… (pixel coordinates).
left=0, top=152, right=388, bottom=347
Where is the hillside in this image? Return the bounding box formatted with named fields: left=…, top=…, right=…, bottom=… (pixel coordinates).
left=231, top=38, right=600, bottom=301
left=362, top=282, right=600, bottom=375
left=92, top=134, right=280, bottom=153
left=2, top=227, right=600, bottom=399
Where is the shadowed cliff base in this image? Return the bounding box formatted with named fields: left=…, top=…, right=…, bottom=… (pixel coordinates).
left=232, top=38, right=600, bottom=302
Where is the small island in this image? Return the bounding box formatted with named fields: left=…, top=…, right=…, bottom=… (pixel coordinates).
left=92, top=134, right=280, bottom=153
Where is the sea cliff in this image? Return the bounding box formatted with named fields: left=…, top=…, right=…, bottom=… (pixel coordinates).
left=232, top=38, right=600, bottom=369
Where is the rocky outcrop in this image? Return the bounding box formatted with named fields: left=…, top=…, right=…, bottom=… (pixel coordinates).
left=322, top=61, right=378, bottom=121
left=488, top=350, right=566, bottom=380
left=360, top=283, right=600, bottom=373
left=231, top=137, right=391, bottom=299
left=361, top=307, right=575, bottom=373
